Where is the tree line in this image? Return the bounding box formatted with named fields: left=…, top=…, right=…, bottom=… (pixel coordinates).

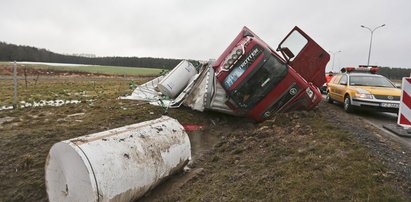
left=0, top=42, right=181, bottom=69
left=377, top=67, right=411, bottom=80
left=1, top=41, right=409, bottom=79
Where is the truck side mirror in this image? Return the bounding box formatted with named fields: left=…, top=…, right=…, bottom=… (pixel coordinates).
left=279, top=47, right=295, bottom=61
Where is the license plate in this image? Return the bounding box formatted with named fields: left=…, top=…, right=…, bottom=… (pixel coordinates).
left=380, top=103, right=399, bottom=108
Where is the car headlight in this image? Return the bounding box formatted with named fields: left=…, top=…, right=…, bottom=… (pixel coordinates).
left=353, top=88, right=373, bottom=99
left=354, top=92, right=374, bottom=99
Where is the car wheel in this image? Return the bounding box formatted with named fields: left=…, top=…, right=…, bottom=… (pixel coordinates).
left=344, top=96, right=353, bottom=113
left=326, top=92, right=333, bottom=104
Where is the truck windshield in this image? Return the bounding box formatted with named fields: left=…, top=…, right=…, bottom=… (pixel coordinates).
left=227, top=51, right=288, bottom=109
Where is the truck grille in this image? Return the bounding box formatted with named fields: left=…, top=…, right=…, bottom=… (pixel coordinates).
left=260, top=84, right=299, bottom=118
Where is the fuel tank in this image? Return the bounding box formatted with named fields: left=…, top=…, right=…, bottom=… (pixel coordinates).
left=45, top=116, right=191, bottom=202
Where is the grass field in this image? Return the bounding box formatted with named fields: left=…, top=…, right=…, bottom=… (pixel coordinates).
left=0, top=61, right=164, bottom=76
left=0, top=78, right=210, bottom=201
left=0, top=77, right=410, bottom=201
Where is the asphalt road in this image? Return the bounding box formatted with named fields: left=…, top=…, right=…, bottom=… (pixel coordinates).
left=351, top=110, right=411, bottom=147
left=323, top=96, right=411, bottom=148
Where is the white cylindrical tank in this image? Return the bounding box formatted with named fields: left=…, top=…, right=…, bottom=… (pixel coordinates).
left=158, top=60, right=197, bottom=98
left=45, top=116, right=191, bottom=202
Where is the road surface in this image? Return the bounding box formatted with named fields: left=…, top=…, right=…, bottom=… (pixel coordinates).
left=324, top=99, right=411, bottom=148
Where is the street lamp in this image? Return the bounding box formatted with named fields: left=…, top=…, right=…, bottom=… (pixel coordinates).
left=329, top=50, right=342, bottom=72
left=361, top=24, right=386, bottom=66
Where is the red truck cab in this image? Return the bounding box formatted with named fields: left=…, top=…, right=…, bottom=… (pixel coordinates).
left=213, top=26, right=330, bottom=121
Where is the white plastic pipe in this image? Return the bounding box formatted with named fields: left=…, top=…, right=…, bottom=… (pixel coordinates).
left=45, top=116, right=191, bottom=202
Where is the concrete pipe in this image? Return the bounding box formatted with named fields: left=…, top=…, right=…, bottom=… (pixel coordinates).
left=45, top=116, right=191, bottom=202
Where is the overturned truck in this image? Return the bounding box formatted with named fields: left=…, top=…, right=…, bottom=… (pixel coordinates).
left=45, top=26, right=330, bottom=202
left=125, top=26, right=330, bottom=121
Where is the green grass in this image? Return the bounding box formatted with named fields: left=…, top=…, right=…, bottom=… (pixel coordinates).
left=0, top=61, right=164, bottom=76
left=45, top=65, right=163, bottom=75
left=0, top=80, right=129, bottom=105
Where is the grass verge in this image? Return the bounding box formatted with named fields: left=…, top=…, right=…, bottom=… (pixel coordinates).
left=0, top=78, right=409, bottom=201
left=160, top=111, right=408, bottom=201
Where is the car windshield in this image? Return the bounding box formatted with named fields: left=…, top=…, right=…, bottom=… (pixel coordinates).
left=349, top=75, right=395, bottom=88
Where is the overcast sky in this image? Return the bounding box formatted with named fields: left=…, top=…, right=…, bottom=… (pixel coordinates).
left=1, top=0, right=410, bottom=70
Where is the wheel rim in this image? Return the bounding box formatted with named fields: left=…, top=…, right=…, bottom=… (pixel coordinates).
left=344, top=98, right=349, bottom=110
left=326, top=92, right=334, bottom=104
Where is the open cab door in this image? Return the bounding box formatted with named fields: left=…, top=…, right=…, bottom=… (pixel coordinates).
left=277, top=26, right=330, bottom=88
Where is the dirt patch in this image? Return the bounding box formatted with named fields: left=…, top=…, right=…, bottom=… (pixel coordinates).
left=141, top=103, right=411, bottom=201
left=0, top=116, right=14, bottom=125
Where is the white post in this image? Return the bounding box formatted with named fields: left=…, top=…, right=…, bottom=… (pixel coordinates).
left=13, top=61, right=17, bottom=109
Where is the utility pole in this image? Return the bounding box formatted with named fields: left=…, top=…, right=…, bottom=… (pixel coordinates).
left=361, top=24, right=386, bottom=66
left=13, top=61, right=17, bottom=109
left=329, top=50, right=342, bottom=72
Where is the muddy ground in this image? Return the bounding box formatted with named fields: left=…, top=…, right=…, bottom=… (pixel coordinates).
left=0, top=69, right=411, bottom=201
left=141, top=103, right=411, bottom=201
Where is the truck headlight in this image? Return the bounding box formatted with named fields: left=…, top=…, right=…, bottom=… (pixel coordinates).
left=306, top=87, right=314, bottom=99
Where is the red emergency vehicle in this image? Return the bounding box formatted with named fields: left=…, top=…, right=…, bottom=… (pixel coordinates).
left=213, top=26, right=330, bottom=121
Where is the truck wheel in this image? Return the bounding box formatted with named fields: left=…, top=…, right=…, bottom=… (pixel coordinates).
left=326, top=92, right=333, bottom=104
left=344, top=96, right=353, bottom=113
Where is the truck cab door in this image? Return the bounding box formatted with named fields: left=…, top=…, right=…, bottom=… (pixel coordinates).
left=277, top=26, right=330, bottom=88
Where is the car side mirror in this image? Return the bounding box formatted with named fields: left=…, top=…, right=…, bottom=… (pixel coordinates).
left=340, top=81, right=347, bottom=85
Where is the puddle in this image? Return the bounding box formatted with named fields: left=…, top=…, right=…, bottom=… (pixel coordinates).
left=140, top=129, right=219, bottom=202
left=187, top=130, right=219, bottom=161
left=0, top=117, right=14, bottom=125
left=0, top=100, right=83, bottom=111
left=0, top=106, right=14, bottom=111
left=0, top=117, right=15, bottom=129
